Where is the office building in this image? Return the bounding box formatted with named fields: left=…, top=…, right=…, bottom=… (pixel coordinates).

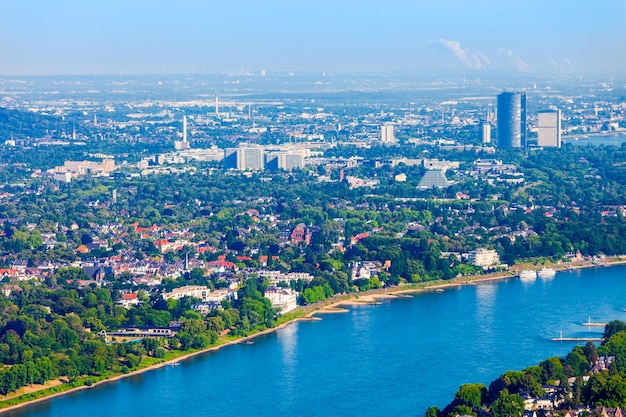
left=380, top=123, right=396, bottom=144
left=265, top=151, right=304, bottom=171
left=224, top=144, right=264, bottom=170
left=497, top=92, right=527, bottom=149
left=537, top=110, right=561, bottom=148
left=481, top=122, right=491, bottom=144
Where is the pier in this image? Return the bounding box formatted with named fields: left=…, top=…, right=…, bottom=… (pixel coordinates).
left=581, top=317, right=607, bottom=327
left=552, top=337, right=603, bottom=342
left=551, top=331, right=603, bottom=342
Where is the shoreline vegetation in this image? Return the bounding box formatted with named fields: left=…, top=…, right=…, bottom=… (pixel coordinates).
left=1, top=257, right=625, bottom=414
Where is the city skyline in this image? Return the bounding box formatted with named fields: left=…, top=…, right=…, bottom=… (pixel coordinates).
left=1, top=0, right=625, bottom=76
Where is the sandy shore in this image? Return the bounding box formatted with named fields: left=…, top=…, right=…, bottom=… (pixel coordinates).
left=310, top=257, right=626, bottom=314
left=2, top=257, right=624, bottom=413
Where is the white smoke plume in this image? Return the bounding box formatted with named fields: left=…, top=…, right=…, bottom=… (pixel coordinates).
left=438, top=38, right=489, bottom=69
left=501, top=49, right=529, bottom=72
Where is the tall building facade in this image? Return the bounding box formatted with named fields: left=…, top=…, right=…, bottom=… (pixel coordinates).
left=481, top=122, right=491, bottom=144
left=380, top=123, right=396, bottom=144
left=497, top=92, right=527, bottom=149
left=224, top=144, right=264, bottom=170
left=537, top=110, right=562, bottom=148
left=265, top=151, right=305, bottom=171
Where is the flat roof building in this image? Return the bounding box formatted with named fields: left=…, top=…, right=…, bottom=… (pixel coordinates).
left=224, top=144, right=265, bottom=171
left=380, top=123, right=397, bottom=144
left=537, top=110, right=562, bottom=148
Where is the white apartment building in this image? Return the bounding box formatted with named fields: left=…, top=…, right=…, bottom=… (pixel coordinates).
left=468, top=248, right=500, bottom=269
left=265, top=287, right=298, bottom=314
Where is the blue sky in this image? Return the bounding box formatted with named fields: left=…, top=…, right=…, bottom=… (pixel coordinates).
left=1, top=0, right=624, bottom=75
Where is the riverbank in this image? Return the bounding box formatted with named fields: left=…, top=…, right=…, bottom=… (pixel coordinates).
left=311, top=256, right=626, bottom=313
left=0, top=313, right=323, bottom=414
left=2, top=257, right=624, bottom=414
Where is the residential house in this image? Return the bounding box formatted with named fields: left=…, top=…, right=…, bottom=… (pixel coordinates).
left=117, top=293, right=140, bottom=309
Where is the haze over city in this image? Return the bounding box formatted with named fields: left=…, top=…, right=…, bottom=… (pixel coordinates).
left=1, top=0, right=625, bottom=76
left=2, top=0, right=626, bottom=416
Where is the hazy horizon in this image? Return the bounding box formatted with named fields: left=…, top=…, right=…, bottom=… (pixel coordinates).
left=1, top=0, right=625, bottom=76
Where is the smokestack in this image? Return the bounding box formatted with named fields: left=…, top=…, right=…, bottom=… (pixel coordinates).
left=183, top=115, right=188, bottom=142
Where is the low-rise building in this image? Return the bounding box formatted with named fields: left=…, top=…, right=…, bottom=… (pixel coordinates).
left=117, top=293, right=140, bottom=309
left=265, top=286, right=298, bottom=314
left=162, top=286, right=236, bottom=304
left=256, top=270, right=314, bottom=284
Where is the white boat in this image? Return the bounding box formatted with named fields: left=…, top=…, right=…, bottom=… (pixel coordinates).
left=537, top=267, right=556, bottom=279
left=518, top=269, right=537, bottom=281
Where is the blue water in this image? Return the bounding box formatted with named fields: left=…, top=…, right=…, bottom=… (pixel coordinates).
left=564, top=134, right=626, bottom=146
left=7, top=265, right=626, bottom=417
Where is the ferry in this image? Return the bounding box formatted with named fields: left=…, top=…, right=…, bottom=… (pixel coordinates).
left=537, top=267, right=556, bottom=279
left=518, top=269, right=537, bottom=281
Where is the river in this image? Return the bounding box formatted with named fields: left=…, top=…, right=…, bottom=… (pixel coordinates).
left=563, top=133, right=626, bottom=146
left=6, top=265, right=626, bottom=417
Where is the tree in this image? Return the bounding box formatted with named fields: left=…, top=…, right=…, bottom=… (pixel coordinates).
left=176, top=332, right=193, bottom=350
left=425, top=406, right=440, bottom=417
left=583, top=341, right=599, bottom=363
left=154, top=347, right=166, bottom=358
left=565, top=347, right=590, bottom=376
left=191, top=334, right=211, bottom=349
left=490, top=389, right=524, bottom=417
left=181, top=318, right=206, bottom=336
left=539, top=357, right=565, bottom=383
left=455, top=383, right=487, bottom=410
left=603, top=320, right=626, bottom=341
left=449, top=405, right=474, bottom=417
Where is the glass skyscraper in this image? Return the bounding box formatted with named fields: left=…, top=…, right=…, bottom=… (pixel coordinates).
left=497, top=92, right=527, bottom=149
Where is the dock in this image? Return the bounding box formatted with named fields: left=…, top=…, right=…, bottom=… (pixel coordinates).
left=551, top=337, right=603, bottom=342
left=551, top=331, right=603, bottom=342
left=581, top=317, right=607, bottom=327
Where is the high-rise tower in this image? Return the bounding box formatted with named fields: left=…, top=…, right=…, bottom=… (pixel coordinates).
left=497, top=92, right=527, bottom=149
left=481, top=122, right=491, bottom=144
left=537, top=110, right=561, bottom=148
left=224, top=144, right=264, bottom=170
left=380, top=123, right=396, bottom=144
